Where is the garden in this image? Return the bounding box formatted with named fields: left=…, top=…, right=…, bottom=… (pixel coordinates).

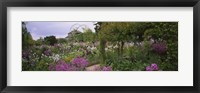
left=22, top=22, right=178, bottom=71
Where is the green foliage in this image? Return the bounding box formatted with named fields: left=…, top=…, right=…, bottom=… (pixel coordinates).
left=144, top=22, right=178, bottom=70
left=99, top=39, right=106, bottom=64
left=50, top=47, right=60, bottom=54
left=74, top=33, right=84, bottom=42
left=110, top=60, right=135, bottom=71
left=44, top=36, right=58, bottom=45
left=35, top=37, right=44, bottom=46
left=57, top=38, right=68, bottom=44
left=104, top=49, right=119, bottom=65
left=83, top=31, right=96, bottom=42
left=73, top=28, right=97, bottom=42
left=22, top=22, right=34, bottom=49
left=22, top=59, right=32, bottom=71
left=97, top=22, right=152, bottom=61
left=35, top=56, right=53, bottom=71
left=22, top=22, right=178, bottom=71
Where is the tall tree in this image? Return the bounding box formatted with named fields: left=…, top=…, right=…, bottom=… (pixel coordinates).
left=44, top=36, right=58, bottom=45
left=22, top=22, right=34, bottom=49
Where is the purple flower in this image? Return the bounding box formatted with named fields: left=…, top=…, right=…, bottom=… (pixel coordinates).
left=31, top=61, right=36, bottom=67
left=55, top=60, right=71, bottom=71
left=22, top=50, right=29, bottom=59
left=49, top=60, right=71, bottom=71
left=49, top=58, right=89, bottom=71
left=41, top=45, right=48, bottom=49
left=54, top=44, right=61, bottom=48
left=152, top=42, right=167, bottom=54
left=102, top=66, right=112, bottom=71
left=146, top=66, right=152, bottom=71
left=151, top=63, right=158, bottom=71
left=71, top=57, right=89, bottom=70
left=44, top=49, right=52, bottom=56
left=146, top=63, right=159, bottom=71
left=49, top=64, right=55, bottom=71
left=54, top=44, right=59, bottom=47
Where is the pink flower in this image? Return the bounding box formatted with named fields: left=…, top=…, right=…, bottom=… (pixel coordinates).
left=71, top=57, right=89, bottom=70
left=102, top=66, right=112, bottom=71
left=146, top=63, right=159, bottom=71
left=49, top=64, right=55, bottom=71
left=151, top=63, right=158, bottom=71
left=152, top=42, right=167, bottom=55
left=146, top=66, right=152, bottom=71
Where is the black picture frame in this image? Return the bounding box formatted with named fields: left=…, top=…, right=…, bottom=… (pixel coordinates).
left=0, top=0, right=199, bottom=93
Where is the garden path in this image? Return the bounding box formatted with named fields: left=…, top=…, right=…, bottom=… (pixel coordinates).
left=86, top=64, right=100, bottom=71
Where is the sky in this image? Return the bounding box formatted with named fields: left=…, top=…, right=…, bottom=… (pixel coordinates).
left=24, top=22, right=96, bottom=40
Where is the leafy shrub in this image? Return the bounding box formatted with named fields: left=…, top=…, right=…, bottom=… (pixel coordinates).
left=44, top=36, right=57, bottom=45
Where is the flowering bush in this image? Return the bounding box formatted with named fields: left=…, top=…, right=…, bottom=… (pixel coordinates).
left=49, top=64, right=55, bottom=71
left=22, top=50, right=30, bottom=59
left=151, top=63, right=158, bottom=70
left=71, top=57, right=89, bottom=70
left=55, top=60, right=71, bottom=71
left=49, top=57, right=89, bottom=71
left=146, top=63, right=158, bottom=71
left=152, top=42, right=167, bottom=55
left=43, top=49, right=52, bottom=56
left=50, top=54, right=60, bottom=62
left=22, top=22, right=178, bottom=71
left=49, top=60, right=71, bottom=71
left=64, top=57, right=73, bottom=62
left=146, top=66, right=151, bottom=71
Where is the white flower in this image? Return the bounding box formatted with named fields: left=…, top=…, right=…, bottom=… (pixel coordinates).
left=87, top=46, right=91, bottom=50
left=105, top=48, right=108, bottom=51
left=113, top=45, right=118, bottom=48
left=108, top=45, right=112, bottom=48
left=50, top=54, right=60, bottom=62
left=91, top=47, right=97, bottom=51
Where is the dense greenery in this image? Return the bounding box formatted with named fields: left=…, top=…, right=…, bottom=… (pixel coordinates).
left=22, top=22, right=178, bottom=71
left=95, top=22, right=178, bottom=71
left=44, top=36, right=58, bottom=45
left=22, top=22, right=34, bottom=49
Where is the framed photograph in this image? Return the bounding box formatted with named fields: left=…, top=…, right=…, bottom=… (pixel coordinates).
left=0, top=0, right=199, bottom=93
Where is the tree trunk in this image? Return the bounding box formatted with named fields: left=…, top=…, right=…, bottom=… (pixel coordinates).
left=120, top=41, right=124, bottom=59
left=100, top=39, right=106, bottom=64
left=117, top=42, right=120, bottom=59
